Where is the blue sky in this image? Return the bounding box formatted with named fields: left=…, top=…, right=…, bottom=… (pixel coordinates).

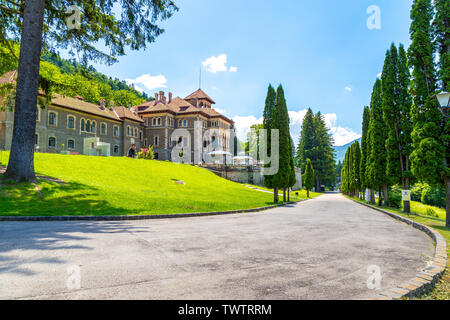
left=88, top=0, right=414, bottom=146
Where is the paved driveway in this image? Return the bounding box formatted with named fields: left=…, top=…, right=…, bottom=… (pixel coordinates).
left=0, top=193, right=434, bottom=300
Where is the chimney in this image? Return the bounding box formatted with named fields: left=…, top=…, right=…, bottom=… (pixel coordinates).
left=99, top=99, right=106, bottom=110
left=75, top=95, right=84, bottom=101
left=168, top=92, right=172, bottom=103
left=160, top=91, right=166, bottom=104
left=154, top=92, right=159, bottom=104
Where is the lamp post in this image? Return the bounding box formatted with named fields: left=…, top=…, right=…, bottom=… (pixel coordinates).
left=435, top=92, right=450, bottom=118
left=434, top=92, right=450, bottom=227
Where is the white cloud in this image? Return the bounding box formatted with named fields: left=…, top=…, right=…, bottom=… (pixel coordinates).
left=345, top=86, right=352, bottom=92
left=202, top=54, right=237, bottom=74
left=232, top=115, right=263, bottom=141
left=377, top=72, right=382, bottom=78
left=125, top=74, right=167, bottom=92
left=233, top=109, right=360, bottom=147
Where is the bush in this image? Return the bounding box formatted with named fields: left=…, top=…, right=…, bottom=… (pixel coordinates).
left=421, top=185, right=445, bottom=208
left=387, top=186, right=402, bottom=209
left=138, top=146, right=155, bottom=160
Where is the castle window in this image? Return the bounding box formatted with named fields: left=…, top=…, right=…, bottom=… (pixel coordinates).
left=48, top=112, right=57, bottom=126
left=86, top=120, right=91, bottom=132
left=183, top=120, right=188, bottom=127
left=35, top=134, right=39, bottom=146
left=139, top=131, right=143, bottom=140
left=113, top=145, right=119, bottom=154
left=101, top=123, right=106, bottom=135
left=134, top=128, right=138, bottom=137
left=91, top=121, right=96, bottom=133
left=48, top=137, right=56, bottom=148
left=81, top=119, right=85, bottom=131
left=114, top=126, right=119, bottom=137
left=67, top=139, right=75, bottom=149
left=127, top=126, right=130, bottom=136
left=154, top=136, right=159, bottom=146
left=67, top=115, right=75, bottom=129
left=178, top=120, right=182, bottom=127
left=157, top=118, right=161, bottom=126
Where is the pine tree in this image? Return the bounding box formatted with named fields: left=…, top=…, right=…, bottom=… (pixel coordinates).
left=409, top=0, right=449, bottom=226
left=366, top=79, right=388, bottom=206
left=360, top=106, right=370, bottom=199
left=351, top=141, right=361, bottom=197
left=296, top=108, right=315, bottom=172
left=313, top=112, right=336, bottom=190
left=304, top=159, right=315, bottom=198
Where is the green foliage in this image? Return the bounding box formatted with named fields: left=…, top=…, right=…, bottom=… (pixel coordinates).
left=434, top=0, right=450, bottom=91
left=421, top=184, right=446, bottom=208
left=138, top=146, right=155, bottom=160
left=341, top=141, right=361, bottom=195
left=387, top=187, right=402, bottom=209
left=262, top=84, right=276, bottom=189
left=425, top=207, right=439, bottom=218
left=411, top=182, right=427, bottom=201
left=381, top=43, right=413, bottom=188
left=303, top=159, right=315, bottom=195
left=360, top=106, right=370, bottom=190
left=366, top=79, right=388, bottom=189
left=296, top=109, right=336, bottom=188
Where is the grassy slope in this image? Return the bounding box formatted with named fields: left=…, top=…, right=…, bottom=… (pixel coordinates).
left=345, top=194, right=449, bottom=300
left=0, top=152, right=285, bottom=216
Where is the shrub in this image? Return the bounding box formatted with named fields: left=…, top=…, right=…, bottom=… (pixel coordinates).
left=421, top=185, right=445, bottom=208
left=387, top=190, right=402, bottom=208
left=138, top=146, right=155, bottom=160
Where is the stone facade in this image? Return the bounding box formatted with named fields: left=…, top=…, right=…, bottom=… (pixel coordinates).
left=0, top=71, right=234, bottom=162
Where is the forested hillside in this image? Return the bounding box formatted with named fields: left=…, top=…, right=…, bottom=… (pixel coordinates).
left=0, top=42, right=152, bottom=108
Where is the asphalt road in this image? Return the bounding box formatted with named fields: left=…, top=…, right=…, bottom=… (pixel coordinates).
left=0, top=193, right=434, bottom=300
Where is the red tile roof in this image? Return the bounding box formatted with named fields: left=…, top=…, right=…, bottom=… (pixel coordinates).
left=184, top=88, right=216, bottom=104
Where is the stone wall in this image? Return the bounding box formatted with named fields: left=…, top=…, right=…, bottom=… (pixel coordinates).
left=200, top=164, right=303, bottom=190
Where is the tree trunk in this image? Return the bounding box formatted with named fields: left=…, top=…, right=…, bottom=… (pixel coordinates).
left=288, top=189, right=290, bottom=201
left=370, top=189, right=375, bottom=205
left=378, top=187, right=382, bottom=206
left=307, top=189, right=310, bottom=198
left=283, top=188, right=286, bottom=202
left=4, top=0, right=45, bottom=182
left=403, top=178, right=411, bottom=214
left=445, top=176, right=449, bottom=228
left=274, top=188, right=279, bottom=203
left=383, top=185, right=388, bottom=207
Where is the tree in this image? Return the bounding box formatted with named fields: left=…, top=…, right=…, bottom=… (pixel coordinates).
left=366, top=79, right=388, bottom=206
left=303, top=159, right=315, bottom=198
left=382, top=43, right=414, bottom=213
left=350, top=141, right=361, bottom=197
left=409, top=0, right=449, bottom=226
left=269, top=85, right=291, bottom=203
left=262, top=84, right=277, bottom=200
left=434, top=0, right=450, bottom=92
left=360, top=106, right=370, bottom=199
left=1, top=0, right=178, bottom=181
left=296, top=109, right=335, bottom=191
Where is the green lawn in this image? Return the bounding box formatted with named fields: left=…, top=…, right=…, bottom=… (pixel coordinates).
left=345, top=194, right=449, bottom=300
left=0, top=152, right=286, bottom=216
left=244, top=184, right=322, bottom=200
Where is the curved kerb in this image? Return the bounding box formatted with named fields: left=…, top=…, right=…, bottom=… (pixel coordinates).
left=349, top=199, right=447, bottom=300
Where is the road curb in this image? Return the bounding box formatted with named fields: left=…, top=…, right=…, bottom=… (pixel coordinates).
left=0, top=200, right=306, bottom=222
left=348, top=198, right=447, bottom=300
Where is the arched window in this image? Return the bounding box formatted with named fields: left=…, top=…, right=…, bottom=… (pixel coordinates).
left=114, top=126, right=119, bottom=137
left=101, top=123, right=106, bottom=135
left=67, top=116, right=75, bottom=129
left=48, top=137, right=56, bottom=148
left=91, top=121, right=96, bottom=133
left=134, top=128, right=138, bottom=137
left=113, top=145, right=119, bottom=154
left=81, top=119, right=85, bottom=131
left=154, top=136, right=159, bottom=146
left=183, top=119, right=187, bottom=127
left=127, top=126, right=130, bottom=136
left=86, top=120, right=91, bottom=132
left=35, top=134, right=39, bottom=146
left=48, top=112, right=57, bottom=125
left=67, top=139, right=75, bottom=149
left=157, top=118, right=161, bottom=126
left=178, top=120, right=182, bottom=127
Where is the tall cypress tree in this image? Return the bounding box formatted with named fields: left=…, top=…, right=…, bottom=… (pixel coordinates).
left=360, top=106, right=370, bottom=199
left=409, top=0, right=449, bottom=226
left=382, top=43, right=414, bottom=213
left=313, top=112, right=336, bottom=190
left=434, top=0, right=450, bottom=92
left=263, top=84, right=277, bottom=194
left=269, top=85, right=291, bottom=202
left=351, top=141, right=361, bottom=197
left=366, top=79, right=388, bottom=206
